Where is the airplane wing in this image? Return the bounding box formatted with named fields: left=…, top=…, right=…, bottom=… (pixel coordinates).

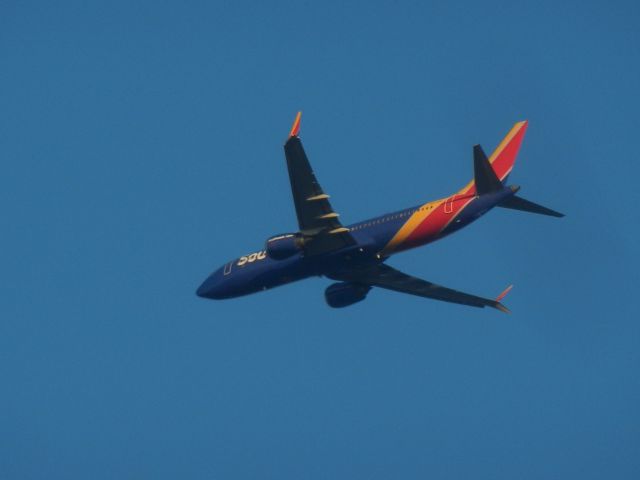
left=284, top=112, right=355, bottom=254
left=333, top=263, right=512, bottom=313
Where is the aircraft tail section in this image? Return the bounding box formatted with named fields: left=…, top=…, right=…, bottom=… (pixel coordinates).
left=468, top=120, right=564, bottom=217
left=458, top=121, right=529, bottom=196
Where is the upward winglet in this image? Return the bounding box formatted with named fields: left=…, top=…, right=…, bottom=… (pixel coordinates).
left=289, top=111, right=302, bottom=138
left=496, top=284, right=513, bottom=302
left=494, top=284, right=513, bottom=314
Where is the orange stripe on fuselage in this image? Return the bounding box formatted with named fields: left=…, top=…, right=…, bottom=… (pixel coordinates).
left=380, top=199, right=445, bottom=255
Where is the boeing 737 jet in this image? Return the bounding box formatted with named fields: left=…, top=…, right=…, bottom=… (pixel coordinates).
left=197, top=113, right=563, bottom=312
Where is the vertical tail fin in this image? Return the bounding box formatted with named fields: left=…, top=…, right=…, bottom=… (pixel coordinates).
left=473, top=145, right=503, bottom=194
left=458, top=121, right=529, bottom=196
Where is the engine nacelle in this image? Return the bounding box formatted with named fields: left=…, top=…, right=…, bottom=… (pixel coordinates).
left=324, top=282, right=371, bottom=308
left=265, top=233, right=304, bottom=260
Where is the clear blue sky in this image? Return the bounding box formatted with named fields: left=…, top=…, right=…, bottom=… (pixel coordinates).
left=2, top=1, right=639, bottom=478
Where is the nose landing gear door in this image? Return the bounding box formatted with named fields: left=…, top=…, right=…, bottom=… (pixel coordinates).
left=223, top=261, right=233, bottom=276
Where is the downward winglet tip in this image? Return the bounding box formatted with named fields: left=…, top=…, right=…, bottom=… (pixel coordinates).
left=289, top=111, right=302, bottom=138
left=496, top=303, right=511, bottom=314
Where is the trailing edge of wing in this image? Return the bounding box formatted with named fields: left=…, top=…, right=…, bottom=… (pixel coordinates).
left=332, top=264, right=511, bottom=313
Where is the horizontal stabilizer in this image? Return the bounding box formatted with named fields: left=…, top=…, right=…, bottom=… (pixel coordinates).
left=474, top=145, right=503, bottom=195
left=499, top=195, right=564, bottom=218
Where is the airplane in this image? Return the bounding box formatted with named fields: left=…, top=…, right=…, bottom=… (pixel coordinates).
left=196, top=113, right=563, bottom=312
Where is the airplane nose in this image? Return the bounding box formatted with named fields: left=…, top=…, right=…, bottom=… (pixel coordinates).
left=196, top=268, right=224, bottom=299
left=196, top=279, right=213, bottom=298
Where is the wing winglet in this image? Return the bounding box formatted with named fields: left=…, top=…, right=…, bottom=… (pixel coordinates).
left=494, top=285, right=513, bottom=314
left=289, top=111, right=302, bottom=138
left=496, top=284, right=513, bottom=302
left=495, top=303, right=511, bottom=314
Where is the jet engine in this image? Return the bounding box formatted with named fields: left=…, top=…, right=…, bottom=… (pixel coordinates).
left=324, top=282, right=371, bottom=308
left=265, top=233, right=305, bottom=260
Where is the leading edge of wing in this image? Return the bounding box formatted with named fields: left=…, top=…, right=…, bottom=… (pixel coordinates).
left=335, top=264, right=512, bottom=313
left=283, top=112, right=342, bottom=233
left=283, top=112, right=356, bottom=253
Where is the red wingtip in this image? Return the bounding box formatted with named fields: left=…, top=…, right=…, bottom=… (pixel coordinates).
left=289, top=111, right=302, bottom=138
left=496, top=284, right=513, bottom=303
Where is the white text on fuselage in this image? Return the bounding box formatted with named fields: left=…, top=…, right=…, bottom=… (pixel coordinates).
left=237, top=251, right=267, bottom=266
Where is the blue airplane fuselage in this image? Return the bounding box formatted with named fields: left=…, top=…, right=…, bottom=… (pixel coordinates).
left=196, top=186, right=516, bottom=299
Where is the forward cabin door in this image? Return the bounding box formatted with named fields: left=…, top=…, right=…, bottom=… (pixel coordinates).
left=223, top=261, right=233, bottom=276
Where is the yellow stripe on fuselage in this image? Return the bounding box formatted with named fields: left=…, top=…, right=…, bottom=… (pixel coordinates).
left=380, top=199, right=444, bottom=255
